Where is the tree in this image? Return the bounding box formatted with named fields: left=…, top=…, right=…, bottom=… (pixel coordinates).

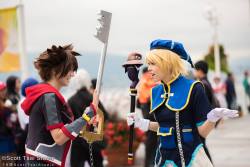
left=204, top=44, right=229, bottom=73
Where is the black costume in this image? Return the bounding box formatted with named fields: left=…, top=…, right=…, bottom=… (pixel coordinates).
left=68, top=87, right=108, bottom=167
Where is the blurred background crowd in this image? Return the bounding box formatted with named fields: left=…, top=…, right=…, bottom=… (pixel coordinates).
left=1, top=0, right=250, bottom=166
left=1, top=64, right=250, bottom=166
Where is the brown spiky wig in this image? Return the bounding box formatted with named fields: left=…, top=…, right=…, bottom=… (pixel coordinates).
left=34, top=44, right=81, bottom=81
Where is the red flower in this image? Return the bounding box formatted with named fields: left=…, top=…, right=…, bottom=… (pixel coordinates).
left=106, top=130, right=115, bottom=136
left=117, top=122, right=125, bottom=131
left=104, top=120, right=145, bottom=148
left=135, top=128, right=145, bottom=142
left=107, top=122, right=114, bottom=129
left=135, top=128, right=144, bottom=136
left=114, top=135, right=123, bottom=144
left=108, top=139, right=114, bottom=146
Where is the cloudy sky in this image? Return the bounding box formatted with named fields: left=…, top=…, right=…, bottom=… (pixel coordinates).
left=2, top=0, right=250, bottom=61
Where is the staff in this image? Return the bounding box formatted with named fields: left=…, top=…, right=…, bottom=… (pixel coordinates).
left=122, top=52, right=143, bottom=165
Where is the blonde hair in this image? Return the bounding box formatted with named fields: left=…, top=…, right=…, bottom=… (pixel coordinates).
left=146, top=49, right=187, bottom=80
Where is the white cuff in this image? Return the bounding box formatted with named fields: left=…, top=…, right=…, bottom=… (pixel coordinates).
left=137, top=118, right=150, bottom=132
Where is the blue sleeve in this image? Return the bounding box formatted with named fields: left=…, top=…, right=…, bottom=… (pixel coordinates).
left=191, top=83, right=212, bottom=127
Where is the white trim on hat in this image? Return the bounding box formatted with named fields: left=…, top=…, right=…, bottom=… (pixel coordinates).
left=171, top=41, right=175, bottom=49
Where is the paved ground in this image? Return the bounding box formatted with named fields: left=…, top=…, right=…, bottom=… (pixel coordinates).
left=206, top=114, right=250, bottom=167
left=131, top=113, right=250, bottom=167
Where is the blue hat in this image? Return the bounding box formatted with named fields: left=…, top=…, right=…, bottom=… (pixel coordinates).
left=150, top=39, right=194, bottom=67
left=21, top=77, right=39, bottom=97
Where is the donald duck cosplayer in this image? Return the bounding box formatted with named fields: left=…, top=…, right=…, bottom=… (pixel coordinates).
left=127, top=39, right=238, bottom=167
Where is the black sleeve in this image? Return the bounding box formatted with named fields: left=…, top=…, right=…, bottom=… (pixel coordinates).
left=98, top=101, right=109, bottom=121
left=68, top=97, right=82, bottom=119
left=203, top=82, right=213, bottom=105
left=68, top=91, right=92, bottom=119
left=42, top=93, right=64, bottom=130
left=191, top=83, right=212, bottom=127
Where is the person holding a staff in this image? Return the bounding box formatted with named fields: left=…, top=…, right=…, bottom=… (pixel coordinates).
left=127, top=39, right=238, bottom=167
